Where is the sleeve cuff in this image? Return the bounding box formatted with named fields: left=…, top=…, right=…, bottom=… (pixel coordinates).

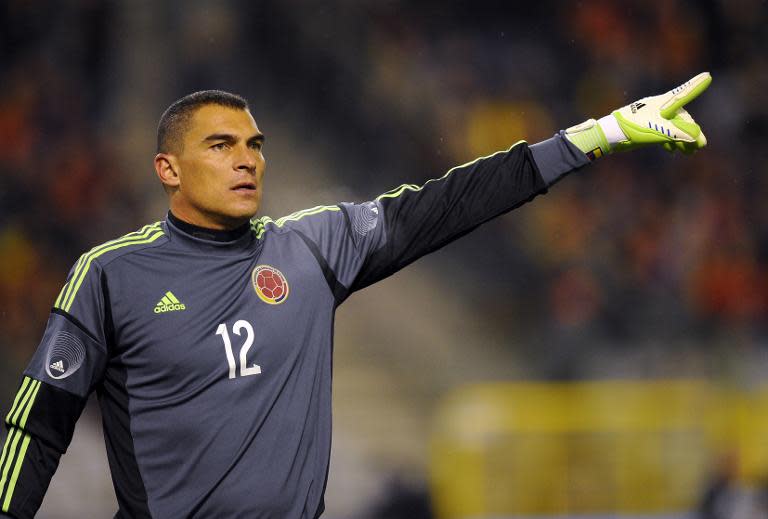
left=529, top=131, right=591, bottom=186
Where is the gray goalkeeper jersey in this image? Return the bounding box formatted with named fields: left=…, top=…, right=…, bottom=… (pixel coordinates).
left=0, top=136, right=587, bottom=518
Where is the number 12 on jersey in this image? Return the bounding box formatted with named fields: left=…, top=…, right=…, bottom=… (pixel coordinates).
left=216, top=320, right=262, bottom=379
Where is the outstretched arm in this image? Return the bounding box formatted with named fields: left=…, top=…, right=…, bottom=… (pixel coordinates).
left=281, top=74, right=711, bottom=301
left=350, top=73, right=712, bottom=292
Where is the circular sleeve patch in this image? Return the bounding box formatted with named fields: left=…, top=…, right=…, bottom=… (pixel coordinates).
left=45, top=331, right=87, bottom=380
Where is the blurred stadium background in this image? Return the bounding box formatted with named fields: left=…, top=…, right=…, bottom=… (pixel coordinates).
left=1, top=0, right=767, bottom=517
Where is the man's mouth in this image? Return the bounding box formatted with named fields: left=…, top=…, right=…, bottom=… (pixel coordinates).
left=232, top=182, right=257, bottom=192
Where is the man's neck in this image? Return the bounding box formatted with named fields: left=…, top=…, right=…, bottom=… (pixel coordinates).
left=167, top=211, right=250, bottom=242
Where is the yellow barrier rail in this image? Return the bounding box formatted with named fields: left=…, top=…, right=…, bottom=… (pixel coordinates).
left=429, top=381, right=768, bottom=518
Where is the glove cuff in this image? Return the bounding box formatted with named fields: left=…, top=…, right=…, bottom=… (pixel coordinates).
left=597, top=114, right=628, bottom=147
left=564, top=118, right=611, bottom=161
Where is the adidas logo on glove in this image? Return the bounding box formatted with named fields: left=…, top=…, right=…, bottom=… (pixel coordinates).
left=565, top=72, right=712, bottom=157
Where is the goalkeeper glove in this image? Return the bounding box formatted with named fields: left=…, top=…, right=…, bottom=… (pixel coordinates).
left=565, top=72, right=712, bottom=159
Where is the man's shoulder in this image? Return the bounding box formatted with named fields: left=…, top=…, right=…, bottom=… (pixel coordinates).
left=74, top=221, right=168, bottom=269
left=53, top=222, right=168, bottom=312
left=250, top=205, right=343, bottom=239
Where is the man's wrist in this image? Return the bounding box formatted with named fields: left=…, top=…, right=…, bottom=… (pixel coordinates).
left=563, top=118, right=612, bottom=161
left=531, top=132, right=592, bottom=186
left=596, top=114, right=627, bottom=147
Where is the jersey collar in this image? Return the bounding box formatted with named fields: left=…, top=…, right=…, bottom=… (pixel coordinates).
left=167, top=211, right=251, bottom=242
left=164, top=211, right=260, bottom=254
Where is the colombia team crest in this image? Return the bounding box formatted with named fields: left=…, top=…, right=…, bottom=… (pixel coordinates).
left=252, top=265, right=289, bottom=305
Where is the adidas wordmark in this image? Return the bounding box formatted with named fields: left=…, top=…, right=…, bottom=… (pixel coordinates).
left=154, top=291, right=186, bottom=313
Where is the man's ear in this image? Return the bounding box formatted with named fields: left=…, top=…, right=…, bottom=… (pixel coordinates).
left=155, top=153, right=180, bottom=189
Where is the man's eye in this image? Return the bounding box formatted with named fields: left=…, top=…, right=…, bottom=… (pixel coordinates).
left=212, top=143, right=229, bottom=151
left=249, top=142, right=263, bottom=151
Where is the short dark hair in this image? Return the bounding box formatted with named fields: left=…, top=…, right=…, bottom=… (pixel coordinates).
left=157, top=90, right=249, bottom=154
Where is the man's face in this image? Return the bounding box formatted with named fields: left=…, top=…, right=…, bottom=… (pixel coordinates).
left=169, top=104, right=265, bottom=229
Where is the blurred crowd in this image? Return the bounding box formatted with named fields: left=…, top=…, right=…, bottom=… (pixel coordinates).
left=1, top=0, right=767, bottom=516
left=0, top=1, right=139, bottom=398
left=304, top=0, right=768, bottom=378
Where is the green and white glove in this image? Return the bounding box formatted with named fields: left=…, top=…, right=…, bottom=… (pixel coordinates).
left=565, top=72, right=712, bottom=160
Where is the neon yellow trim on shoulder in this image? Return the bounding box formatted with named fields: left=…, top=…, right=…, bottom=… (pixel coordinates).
left=251, top=217, right=272, bottom=229
left=58, top=224, right=161, bottom=311
left=59, top=223, right=164, bottom=313
left=55, top=254, right=86, bottom=308
left=251, top=217, right=273, bottom=239
left=56, top=222, right=163, bottom=311
left=376, top=142, right=527, bottom=201
left=275, top=205, right=340, bottom=226
left=252, top=205, right=341, bottom=239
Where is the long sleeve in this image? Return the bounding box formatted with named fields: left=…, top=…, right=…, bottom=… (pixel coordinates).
left=351, top=138, right=578, bottom=291
left=0, top=379, right=88, bottom=518
left=278, top=135, right=587, bottom=302
left=0, top=254, right=110, bottom=518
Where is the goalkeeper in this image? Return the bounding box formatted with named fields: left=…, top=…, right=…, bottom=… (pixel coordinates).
left=0, top=74, right=710, bottom=518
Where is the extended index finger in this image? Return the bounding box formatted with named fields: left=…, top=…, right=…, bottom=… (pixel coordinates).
left=660, top=72, right=712, bottom=119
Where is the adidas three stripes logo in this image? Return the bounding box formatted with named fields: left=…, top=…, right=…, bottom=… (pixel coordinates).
left=0, top=377, right=41, bottom=512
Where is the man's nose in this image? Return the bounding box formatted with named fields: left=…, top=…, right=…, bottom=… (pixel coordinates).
left=235, top=147, right=260, bottom=172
